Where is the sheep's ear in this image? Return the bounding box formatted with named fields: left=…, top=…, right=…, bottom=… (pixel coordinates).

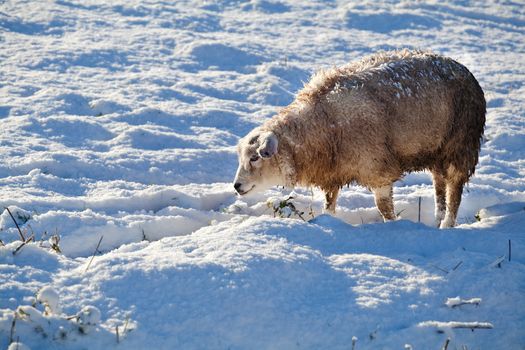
left=257, top=132, right=278, bottom=158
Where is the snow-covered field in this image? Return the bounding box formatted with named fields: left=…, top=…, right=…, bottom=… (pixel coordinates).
left=1, top=0, right=524, bottom=348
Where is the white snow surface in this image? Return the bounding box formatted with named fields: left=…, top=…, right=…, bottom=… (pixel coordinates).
left=1, top=0, right=524, bottom=349
left=7, top=342, right=31, bottom=350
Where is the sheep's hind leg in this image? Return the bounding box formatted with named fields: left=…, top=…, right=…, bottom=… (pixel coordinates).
left=324, top=188, right=340, bottom=214
left=441, top=172, right=467, bottom=228
left=431, top=170, right=447, bottom=227
left=373, top=184, right=396, bottom=221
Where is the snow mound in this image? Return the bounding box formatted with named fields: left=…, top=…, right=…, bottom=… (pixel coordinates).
left=76, top=306, right=101, bottom=334
left=7, top=342, right=31, bottom=350
left=37, top=214, right=523, bottom=349
left=36, top=286, right=60, bottom=315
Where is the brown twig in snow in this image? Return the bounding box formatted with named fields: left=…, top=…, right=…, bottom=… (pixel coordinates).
left=419, top=321, right=493, bottom=332
left=418, top=196, right=422, bottom=223
left=12, top=236, right=34, bottom=256
left=430, top=264, right=449, bottom=274
left=451, top=301, right=479, bottom=308
left=452, top=261, right=463, bottom=271
left=84, top=236, right=104, bottom=274
left=122, top=317, right=130, bottom=334
left=9, top=313, right=16, bottom=343
left=445, top=297, right=481, bottom=308
left=442, top=338, right=450, bottom=350
left=490, top=255, right=505, bottom=268
left=508, top=239, right=511, bottom=262
left=351, top=336, right=357, bottom=350
left=4, top=207, right=26, bottom=241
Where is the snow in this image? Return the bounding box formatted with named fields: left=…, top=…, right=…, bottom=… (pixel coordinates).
left=7, top=342, right=31, bottom=350
left=1, top=0, right=525, bottom=349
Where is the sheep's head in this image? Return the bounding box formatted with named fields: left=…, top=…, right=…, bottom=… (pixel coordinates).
left=233, top=129, right=284, bottom=195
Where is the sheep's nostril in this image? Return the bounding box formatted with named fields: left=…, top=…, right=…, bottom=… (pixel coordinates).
left=234, top=183, right=242, bottom=192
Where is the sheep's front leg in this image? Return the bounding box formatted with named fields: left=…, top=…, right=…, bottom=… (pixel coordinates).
left=324, top=188, right=340, bottom=214
left=431, top=169, right=447, bottom=227
left=373, top=184, right=396, bottom=221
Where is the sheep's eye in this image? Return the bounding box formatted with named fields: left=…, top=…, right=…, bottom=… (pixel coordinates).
left=250, top=154, right=260, bottom=162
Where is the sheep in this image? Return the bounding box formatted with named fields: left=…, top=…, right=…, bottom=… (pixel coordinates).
left=233, top=49, right=486, bottom=228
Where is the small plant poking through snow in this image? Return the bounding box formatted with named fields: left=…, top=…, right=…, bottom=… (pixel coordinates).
left=75, top=306, right=102, bottom=334
left=37, top=286, right=61, bottom=315
left=267, top=196, right=305, bottom=220
left=6, top=286, right=105, bottom=347
left=474, top=211, right=482, bottom=222
left=16, top=305, right=46, bottom=322
left=48, top=234, right=61, bottom=253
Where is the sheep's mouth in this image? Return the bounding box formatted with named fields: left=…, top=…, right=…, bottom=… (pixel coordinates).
left=238, top=185, right=255, bottom=195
